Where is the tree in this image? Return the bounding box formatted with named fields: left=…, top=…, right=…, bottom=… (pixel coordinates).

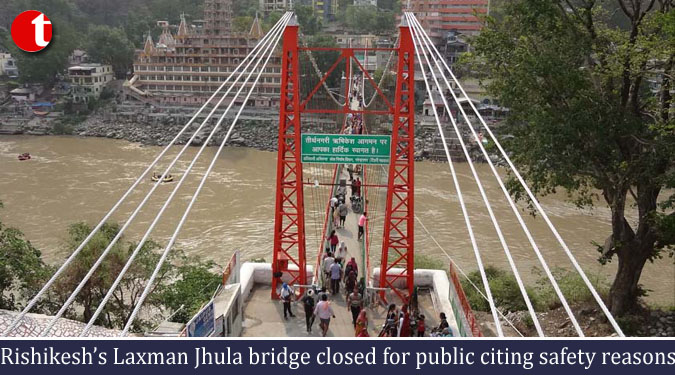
left=341, top=5, right=395, bottom=35
left=0, top=201, right=52, bottom=311
left=233, top=0, right=259, bottom=17
left=53, top=222, right=174, bottom=331
left=49, top=221, right=222, bottom=332
left=159, top=256, right=222, bottom=323
left=233, top=16, right=254, bottom=33
left=85, top=25, right=135, bottom=78
left=148, top=0, right=204, bottom=25
left=466, top=0, right=675, bottom=315
left=263, top=11, right=282, bottom=33
left=296, top=5, right=322, bottom=35
left=301, top=34, right=343, bottom=90
left=373, top=10, right=396, bottom=34
left=122, top=6, right=158, bottom=48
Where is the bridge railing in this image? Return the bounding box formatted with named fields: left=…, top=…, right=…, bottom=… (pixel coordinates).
left=449, top=262, right=483, bottom=337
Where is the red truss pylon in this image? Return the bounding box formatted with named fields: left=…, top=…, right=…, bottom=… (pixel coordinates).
left=272, top=15, right=416, bottom=301
left=379, top=20, right=416, bottom=303
left=271, top=19, right=307, bottom=298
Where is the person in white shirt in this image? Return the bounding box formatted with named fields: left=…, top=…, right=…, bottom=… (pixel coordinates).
left=313, top=294, right=335, bottom=337
left=336, top=241, right=348, bottom=266
left=322, top=253, right=335, bottom=288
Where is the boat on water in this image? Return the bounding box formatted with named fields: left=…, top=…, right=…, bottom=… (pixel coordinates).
left=18, top=153, right=31, bottom=161
left=151, top=174, right=174, bottom=183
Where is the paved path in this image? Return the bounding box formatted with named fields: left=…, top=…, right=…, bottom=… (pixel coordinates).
left=241, top=286, right=440, bottom=337
left=241, top=286, right=377, bottom=337
left=0, top=309, right=121, bottom=337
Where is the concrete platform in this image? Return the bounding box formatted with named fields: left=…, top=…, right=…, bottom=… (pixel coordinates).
left=241, top=286, right=441, bottom=337
left=241, top=286, right=373, bottom=337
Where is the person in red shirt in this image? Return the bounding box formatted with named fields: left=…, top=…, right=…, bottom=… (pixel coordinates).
left=417, top=314, right=426, bottom=337
left=328, top=230, right=339, bottom=254
left=352, top=178, right=361, bottom=197
left=399, top=304, right=411, bottom=337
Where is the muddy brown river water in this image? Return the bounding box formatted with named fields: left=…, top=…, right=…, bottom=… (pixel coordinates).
left=0, top=135, right=673, bottom=306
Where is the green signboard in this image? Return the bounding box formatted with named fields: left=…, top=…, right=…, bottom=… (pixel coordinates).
left=301, top=134, right=391, bottom=165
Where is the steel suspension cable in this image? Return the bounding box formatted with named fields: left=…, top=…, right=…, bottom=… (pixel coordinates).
left=404, top=13, right=503, bottom=336
left=117, top=15, right=291, bottom=336
left=408, top=13, right=544, bottom=337
left=42, top=13, right=293, bottom=337
left=312, top=62, right=355, bottom=285
left=409, top=14, right=586, bottom=336
left=414, top=215, right=525, bottom=337
left=408, top=13, right=624, bottom=337
left=299, top=33, right=345, bottom=107
left=36, top=13, right=294, bottom=337
left=79, top=15, right=291, bottom=336
left=364, top=38, right=398, bottom=108
left=1, top=13, right=292, bottom=337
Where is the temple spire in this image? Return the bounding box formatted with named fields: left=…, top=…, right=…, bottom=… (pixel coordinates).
left=177, top=13, right=188, bottom=37
left=143, top=33, right=155, bottom=54
left=249, top=12, right=263, bottom=39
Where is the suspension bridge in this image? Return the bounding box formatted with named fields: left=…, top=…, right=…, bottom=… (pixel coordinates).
left=0, top=12, right=624, bottom=338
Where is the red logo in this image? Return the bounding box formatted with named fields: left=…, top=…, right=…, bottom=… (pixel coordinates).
left=11, top=10, right=52, bottom=52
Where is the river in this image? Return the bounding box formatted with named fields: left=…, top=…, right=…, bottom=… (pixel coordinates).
left=0, top=135, right=673, bottom=306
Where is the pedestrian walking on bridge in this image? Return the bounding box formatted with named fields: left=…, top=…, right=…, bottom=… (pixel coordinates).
left=347, top=287, right=363, bottom=327
left=329, top=261, right=342, bottom=295
left=358, top=212, right=368, bottom=241
left=314, top=294, right=335, bottom=337
left=338, top=201, right=349, bottom=228
left=280, top=283, right=295, bottom=319
left=302, top=290, right=316, bottom=333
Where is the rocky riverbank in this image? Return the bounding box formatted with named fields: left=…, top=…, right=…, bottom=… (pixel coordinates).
left=2, top=108, right=490, bottom=162
left=73, top=115, right=281, bottom=151
left=475, top=303, right=675, bottom=337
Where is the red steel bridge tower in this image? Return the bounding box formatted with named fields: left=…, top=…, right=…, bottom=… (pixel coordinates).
left=272, top=15, right=415, bottom=302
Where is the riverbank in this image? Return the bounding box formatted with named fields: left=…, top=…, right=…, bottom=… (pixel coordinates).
left=456, top=266, right=675, bottom=337
left=1, top=109, right=449, bottom=161
left=73, top=115, right=280, bottom=151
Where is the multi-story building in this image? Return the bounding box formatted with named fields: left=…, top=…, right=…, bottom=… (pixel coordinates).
left=355, top=0, right=377, bottom=6
left=259, top=0, right=337, bottom=22
left=68, top=63, right=114, bottom=103
left=260, top=0, right=290, bottom=13
left=442, top=30, right=469, bottom=66
left=406, top=0, right=488, bottom=43
left=126, top=0, right=282, bottom=107
left=312, top=0, right=338, bottom=21
left=0, top=52, right=19, bottom=78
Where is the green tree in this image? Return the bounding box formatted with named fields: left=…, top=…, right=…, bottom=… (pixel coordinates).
left=122, top=6, right=157, bottom=48
left=0, top=201, right=52, bottom=311
left=301, top=34, right=343, bottom=90
left=159, top=257, right=222, bottom=323
left=341, top=5, right=395, bottom=35
left=263, top=11, right=283, bottom=32
left=85, top=25, right=135, bottom=78
left=233, top=0, right=259, bottom=17
left=296, top=4, right=322, bottom=35
left=53, top=222, right=174, bottom=331
left=466, top=0, right=675, bottom=315
left=373, top=11, right=396, bottom=34
left=148, top=0, right=204, bottom=25
left=233, top=16, right=254, bottom=33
